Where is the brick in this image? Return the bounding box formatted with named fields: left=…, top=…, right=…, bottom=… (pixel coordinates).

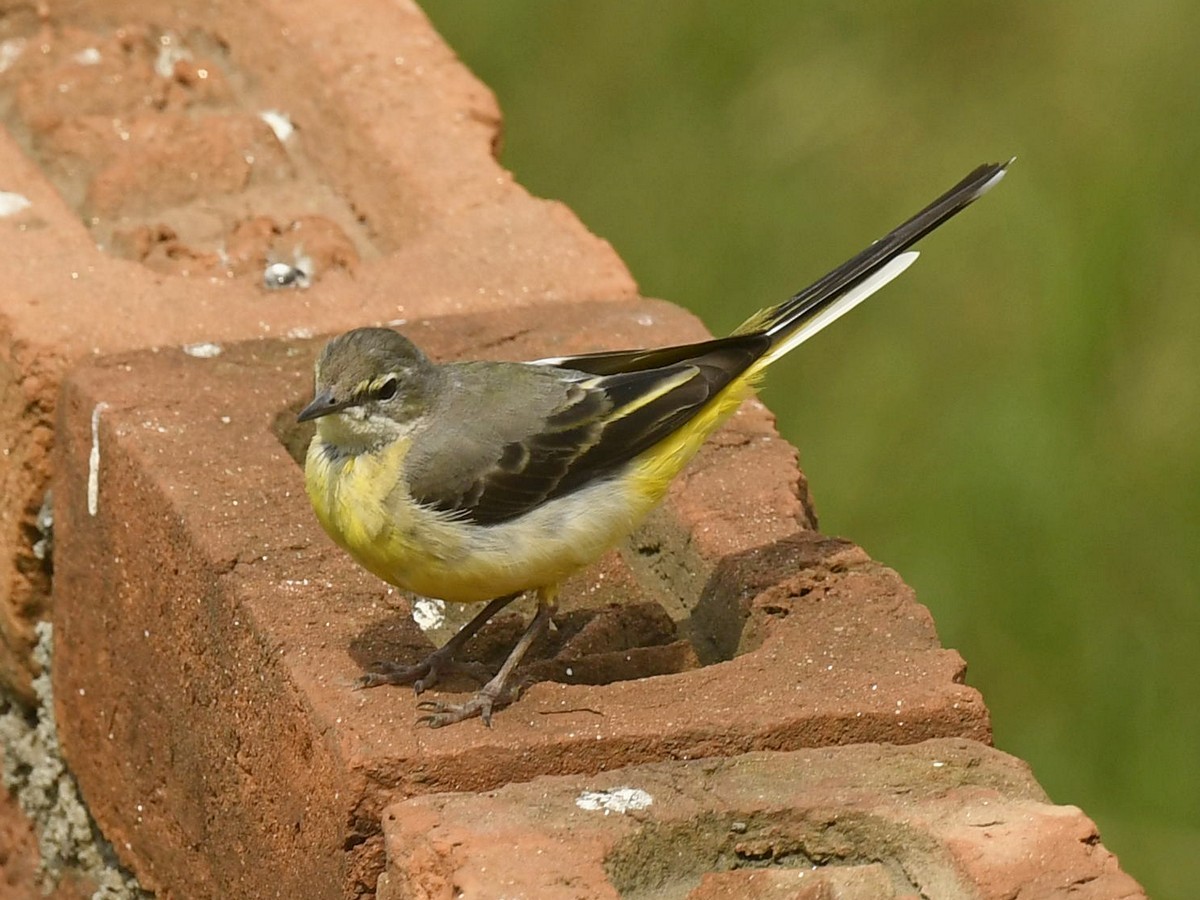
left=51, top=298, right=987, bottom=898
left=686, top=864, right=901, bottom=899
left=0, top=786, right=47, bottom=899
left=0, top=0, right=635, bottom=703
left=375, top=739, right=1146, bottom=900
left=10, top=5, right=1146, bottom=900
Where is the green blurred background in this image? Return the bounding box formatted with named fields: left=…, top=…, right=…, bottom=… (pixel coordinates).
left=421, top=3, right=1198, bottom=895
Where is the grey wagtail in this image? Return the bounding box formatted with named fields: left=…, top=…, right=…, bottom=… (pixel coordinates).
left=298, top=160, right=1010, bottom=727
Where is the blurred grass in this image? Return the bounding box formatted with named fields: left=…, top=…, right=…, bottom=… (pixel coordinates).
left=420, top=2, right=1199, bottom=896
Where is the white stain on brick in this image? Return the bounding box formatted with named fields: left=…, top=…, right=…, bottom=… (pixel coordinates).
left=183, top=342, right=223, bottom=358
left=412, top=596, right=446, bottom=632
left=0, top=37, right=25, bottom=74
left=73, top=47, right=102, bottom=66
left=260, top=110, right=294, bottom=143
left=575, top=787, right=653, bottom=815
left=0, top=191, right=32, bottom=217
left=154, top=32, right=191, bottom=78
left=263, top=260, right=311, bottom=290
left=87, top=403, right=110, bottom=516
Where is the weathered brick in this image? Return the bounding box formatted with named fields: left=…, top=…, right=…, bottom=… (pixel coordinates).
left=50, top=299, right=988, bottom=898
left=1, top=4, right=1148, bottom=900
left=376, top=739, right=1146, bottom=900
left=0, top=0, right=634, bottom=703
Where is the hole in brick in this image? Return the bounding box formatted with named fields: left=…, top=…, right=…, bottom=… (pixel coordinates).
left=604, top=812, right=932, bottom=899
left=341, top=833, right=367, bottom=853
left=0, top=9, right=419, bottom=282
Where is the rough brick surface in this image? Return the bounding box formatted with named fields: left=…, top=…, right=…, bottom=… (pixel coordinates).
left=4, top=3, right=1149, bottom=900
left=0, top=786, right=47, bottom=898
left=0, top=0, right=635, bottom=704
left=376, top=739, right=1146, bottom=900
left=51, top=300, right=987, bottom=898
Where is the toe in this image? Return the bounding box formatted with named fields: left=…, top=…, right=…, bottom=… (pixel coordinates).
left=353, top=673, right=389, bottom=690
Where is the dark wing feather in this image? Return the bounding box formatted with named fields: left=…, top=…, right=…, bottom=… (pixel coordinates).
left=407, top=336, right=767, bottom=526
left=537, top=333, right=767, bottom=376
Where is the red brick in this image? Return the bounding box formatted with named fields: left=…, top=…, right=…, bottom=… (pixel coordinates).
left=0, top=786, right=46, bottom=899
left=50, top=300, right=987, bottom=898
left=0, top=0, right=634, bottom=703
left=376, top=739, right=1146, bottom=900
left=687, top=865, right=900, bottom=899
left=4, top=5, right=1145, bottom=900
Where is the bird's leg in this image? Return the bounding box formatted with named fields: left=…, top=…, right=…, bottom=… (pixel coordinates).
left=417, top=587, right=557, bottom=728
left=355, top=592, right=520, bottom=694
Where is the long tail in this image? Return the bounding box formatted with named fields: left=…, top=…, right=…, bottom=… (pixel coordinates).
left=741, top=159, right=1012, bottom=370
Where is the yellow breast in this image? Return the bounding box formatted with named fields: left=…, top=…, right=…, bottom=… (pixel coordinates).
left=305, top=436, right=435, bottom=587
left=303, top=431, right=640, bottom=605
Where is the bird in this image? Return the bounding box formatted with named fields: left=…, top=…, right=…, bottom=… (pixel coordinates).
left=298, top=159, right=1010, bottom=727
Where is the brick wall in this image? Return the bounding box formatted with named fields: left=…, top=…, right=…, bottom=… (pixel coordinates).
left=0, top=2, right=1146, bottom=897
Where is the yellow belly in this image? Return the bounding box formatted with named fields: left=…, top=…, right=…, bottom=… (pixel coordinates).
left=305, top=435, right=649, bottom=604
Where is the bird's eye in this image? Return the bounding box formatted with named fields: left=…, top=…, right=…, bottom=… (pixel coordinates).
left=376, top=378, right=398, bottom=401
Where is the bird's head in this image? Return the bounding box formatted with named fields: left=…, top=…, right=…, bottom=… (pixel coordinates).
left=298, top=328, right=440, bottom=452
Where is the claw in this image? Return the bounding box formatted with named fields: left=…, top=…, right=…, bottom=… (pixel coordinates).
left=412, top=686, right=511, bottom=729
left=410, top=597, right=549, bottom=727
left=354, top=652, right=491, bottom=694
left=353, top=594, right=519, bottom=698
left=352, top=592, right=547, bottom=728
left=353, top=672, right=396, bottom=691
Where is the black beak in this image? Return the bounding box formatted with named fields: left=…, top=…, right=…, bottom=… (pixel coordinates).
left=297, top=391, right=354, bottom=422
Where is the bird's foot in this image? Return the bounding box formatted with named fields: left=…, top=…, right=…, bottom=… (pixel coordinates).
left=354, top=646, right=491, bottom=695
left=415, top=678, right=525, bottom=728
